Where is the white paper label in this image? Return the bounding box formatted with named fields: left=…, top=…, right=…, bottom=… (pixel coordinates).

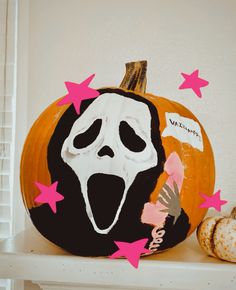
left=162, top=112, right=203, bottom=151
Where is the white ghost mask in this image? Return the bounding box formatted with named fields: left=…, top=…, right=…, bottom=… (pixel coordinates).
left=61, top=93, right=158, bottom=234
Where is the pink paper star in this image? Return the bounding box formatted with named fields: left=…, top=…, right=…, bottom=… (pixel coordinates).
left=57, top=74, right=100, bottom=114
left=34, top=181, right=64, bottom=214
left=199, top=190, right=228, bottom=212
left=109, top=238, right=151, bottom=268
left=179, top=69, right=209, bottom=98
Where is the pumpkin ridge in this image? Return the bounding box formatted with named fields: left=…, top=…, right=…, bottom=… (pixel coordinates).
left=212, top=217, right=225, bottom=259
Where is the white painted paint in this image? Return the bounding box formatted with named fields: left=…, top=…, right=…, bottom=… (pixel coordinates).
left=162, top=113, right=203, bottom=151
left=0, top=228, right=236, bottom=290
left=61, top=93, right=157, bottom=234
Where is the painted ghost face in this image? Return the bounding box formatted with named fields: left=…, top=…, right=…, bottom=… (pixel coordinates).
left=61, top=93, right=158, bottom=234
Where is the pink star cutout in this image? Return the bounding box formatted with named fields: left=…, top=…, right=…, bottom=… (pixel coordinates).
left=199, top=190, right=228, bottom=212
left=57, top=74, right=100, bottom=114
left=109, top=238, right=151, bottom=268
left=34, top=181, right=64, bottom=214
left=179, top=69, right=209, bottom=98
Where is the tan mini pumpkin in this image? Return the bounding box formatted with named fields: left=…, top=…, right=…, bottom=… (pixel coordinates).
left=197, top=207, right=236, bottom=262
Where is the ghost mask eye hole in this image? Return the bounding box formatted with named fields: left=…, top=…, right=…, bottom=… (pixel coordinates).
left=73, top=119, right=102, bottom=149
left=119, top=121, right=146, bottom=152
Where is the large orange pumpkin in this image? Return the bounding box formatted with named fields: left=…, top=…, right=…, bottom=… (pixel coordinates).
left=20, top=61, right=215, bottom=256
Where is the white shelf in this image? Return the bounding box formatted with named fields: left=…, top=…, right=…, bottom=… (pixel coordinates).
left=0, top=227, right=235, bottom=290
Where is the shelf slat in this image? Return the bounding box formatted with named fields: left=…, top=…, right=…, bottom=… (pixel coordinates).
left=0, top=227, right=235, bottom=290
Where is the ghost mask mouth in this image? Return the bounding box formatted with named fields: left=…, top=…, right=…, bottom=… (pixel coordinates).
left=87, top=173, right=125, bottom=230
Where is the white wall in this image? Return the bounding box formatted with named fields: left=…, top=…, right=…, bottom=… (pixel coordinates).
left=25, top=0, right=236, bottom=210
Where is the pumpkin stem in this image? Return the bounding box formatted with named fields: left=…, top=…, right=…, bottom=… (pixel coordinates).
left=230, top=207, right=236, bottom=219
left=119, top=60, right=147, bottom=94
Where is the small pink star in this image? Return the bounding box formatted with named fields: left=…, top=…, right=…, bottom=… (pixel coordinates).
left=199, top=190, right=228, bottom=212
left=109, top=238, right=151, bottom=268
left=179, top=69, right=209, bottom=98
left=34, top=181, right=64, bottom=214
left=57, top=74, right=100, bottom=114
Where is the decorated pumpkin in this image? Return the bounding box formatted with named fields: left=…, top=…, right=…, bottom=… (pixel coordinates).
left=20, top=61, right=215, bottom=256
left=197, top=207, right=236, bottom=262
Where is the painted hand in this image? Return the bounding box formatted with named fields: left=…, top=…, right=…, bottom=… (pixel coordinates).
left=158, top=181, right=181, bottom=225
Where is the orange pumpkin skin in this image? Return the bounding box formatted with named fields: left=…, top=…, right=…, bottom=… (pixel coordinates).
left=20, top=87, right=215, bottom=255
left=145, top=93, right=215, bottom=234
